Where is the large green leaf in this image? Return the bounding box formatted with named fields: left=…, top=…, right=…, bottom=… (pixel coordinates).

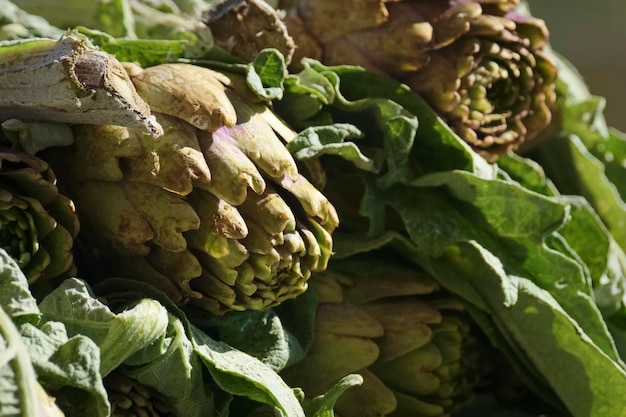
left=38, top=278, right=168, bottom=376
left=0, top=250, right=108, bottom=417
left=272, top=51, right=626, bottom=416
left=432, top=241, right=626, bottom=417
left=19, top=322, right=109, bottom=417
left=215, top=289, right=319, bottom=373
left=192, top=325, right=306, bottom=417
left=383, top=172, right=618, bottom=361
left=0, top=248, right=39, bottom=325
left=0, top=304, right=66, bottom=417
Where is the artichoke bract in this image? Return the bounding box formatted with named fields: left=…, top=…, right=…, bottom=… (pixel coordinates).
left=281, top=254, right=478, bottom=417
left=0, top=147, right=79, bottom=290
left=47, top=63, right=338, bottom=315
left=281, top=0, right=558, bottom=160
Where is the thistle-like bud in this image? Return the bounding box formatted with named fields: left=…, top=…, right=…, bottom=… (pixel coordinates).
left=282, top=254, right=479, bottom=417
left=47, top=63, right=338, bottom=315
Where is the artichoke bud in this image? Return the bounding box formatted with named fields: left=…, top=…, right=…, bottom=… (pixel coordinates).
left=283, top=0, right=558, bottom=160
left=281, top=255, right=479, bottom=417
left=0, top=148, right=79, bottom=290
left=48, top=62, right=338, bottom=315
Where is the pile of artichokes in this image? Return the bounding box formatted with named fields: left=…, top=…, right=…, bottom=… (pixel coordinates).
left=2, top=1, right=625, bottom=417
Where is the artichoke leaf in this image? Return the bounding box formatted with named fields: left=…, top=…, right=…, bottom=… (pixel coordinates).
left=0, top=33, right=162, bottom=136
left=276, top=172, right=339, bottom=232
left=223, top=90, right=299, bottom=179
left=197, top=128, right=266, bottom=205
left=237, top=184, right=296, bottom=235
left=371, top=343, right=443, bottom=396
left=37, top=223, right=74, bottom=281
left=184, top=190, right=248, bottom=262
left=1, top=119, right=74, bottom=155
left=0, top=150, right=59, bottom=205
left=187, top=190, right=248, bottom=240
left=130, top=63, right=237, bottom=131
left=122, top=113, right=212, bottom=195
left=362, top=300, right=440, bottom=362
left=282, top=331, right=379, bottom=399
left=45, top=193, right=80, bottom=240
left=70, top=181, right=153, bottom=256
left=315, top=302, right=383, bottom=339
left=330, top=371, right=395, bottom=417
left=146, top=246, right=204, bottom=299
left=101, top=254, right=189, bottom=305
left=69, top=124, right=143, bottom=182
left=121, top=181, right=200, bottom=253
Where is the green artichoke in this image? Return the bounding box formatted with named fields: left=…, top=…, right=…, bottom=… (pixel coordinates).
left=281, top=254, right=478, bottom=417
left=0, top=147, right=79, bottom=291
left=46, top=63, right=338, bottom=315
left=281, top=0, right=558, bottom=160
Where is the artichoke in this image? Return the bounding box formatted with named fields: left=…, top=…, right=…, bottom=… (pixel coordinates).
left=281, top=254, right=478, bottom=417
left=46, top=63, right=338, bottom=315
left=0, top=147, right=78, bottom=291
left=281, top=0, right=558, bottom=160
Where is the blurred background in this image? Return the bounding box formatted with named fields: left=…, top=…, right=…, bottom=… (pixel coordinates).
left=528, top=0, right=626, bottom=131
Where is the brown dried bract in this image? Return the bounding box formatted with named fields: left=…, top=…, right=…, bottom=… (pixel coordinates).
left=204, top=0, right=296, bottom=64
